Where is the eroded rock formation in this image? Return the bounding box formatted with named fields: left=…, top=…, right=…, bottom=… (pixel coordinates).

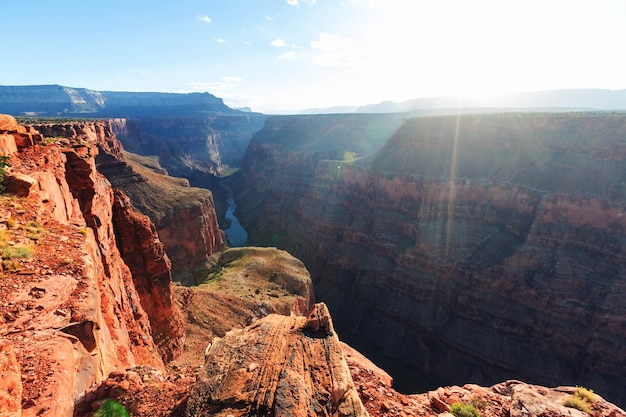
left=111, top=115, right=266, bottom=176
left=173, top=246, right=315, bottom=366
left=0, top=115, right=182, bottom=416
left=185, top=303, right=367, bottom=417
left=34, top=120, right=226, bottom=279
left=233, top=112, right=626, bottom=406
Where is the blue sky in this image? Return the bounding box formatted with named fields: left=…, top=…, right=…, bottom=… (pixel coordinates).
left=3, top=0, right=626, bottom=113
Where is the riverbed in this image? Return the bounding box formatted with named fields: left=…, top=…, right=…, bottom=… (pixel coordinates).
left=220, top=180, right=248, bottom=247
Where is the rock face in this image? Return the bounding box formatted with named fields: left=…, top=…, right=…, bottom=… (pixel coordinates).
left=112, top=190, right=186, bottom=362
left=34, top=120, right=226, bottom=279
left=111, top=115, right=267, bottom=177
left=0, top=115, right=183, bottom=416
left=233, top=112, right=626, bottom=407
left=185, top=303, right=367, bottom=417
left=154, top=198, right=224, bottom=279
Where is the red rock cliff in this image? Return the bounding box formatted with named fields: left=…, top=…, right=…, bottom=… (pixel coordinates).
left=0, top=115, right=183, bottom=416
left=34, top=120, right=226, bottom=279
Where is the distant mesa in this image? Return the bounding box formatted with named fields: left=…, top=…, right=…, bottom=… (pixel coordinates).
left=0, top=84, right=249, bottom=117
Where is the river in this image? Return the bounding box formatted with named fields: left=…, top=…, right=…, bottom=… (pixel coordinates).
left=220, top=180, right=248, bottom=247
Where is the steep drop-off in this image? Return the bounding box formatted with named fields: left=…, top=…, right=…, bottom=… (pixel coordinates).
left=32, top=120, right=225, bottom=280
left=0, top=115, right=184, bottom=416
left=114, top=115, right=267, bottom=176
left=233, top=112, right=626, bottom=406
left=109, top=115, right=266, bottom=227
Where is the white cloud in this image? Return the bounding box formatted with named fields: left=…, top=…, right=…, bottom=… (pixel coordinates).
left=214, top=38, right=226, bottom=44
left=270, top=38, right=287, bottom=47
left=310, top=33, right=364, bottom=67
left=184, top=77, right=242, bottom=92
left=310, top=33, right=354, bottom=51
left=197, top=14, right=212, bottom=23
left=278, top=51, right=296, bottom=60
left=287, top=0, right=317, bottom=6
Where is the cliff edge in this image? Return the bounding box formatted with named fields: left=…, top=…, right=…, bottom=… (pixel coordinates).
left=0, top=115, right=184, bottom=416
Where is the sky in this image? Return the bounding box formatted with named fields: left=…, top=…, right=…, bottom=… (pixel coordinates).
left=2, top=0, right=626, bottom=113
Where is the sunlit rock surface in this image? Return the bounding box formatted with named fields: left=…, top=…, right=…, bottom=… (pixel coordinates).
left=186, top=303, right=368, bottom=417
left=0, top=116, right=182, bottom=416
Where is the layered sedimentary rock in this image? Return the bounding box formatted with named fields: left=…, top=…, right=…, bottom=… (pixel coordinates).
left=115, top=115, right=267, bottom=176
left=185, top=303, right=367, bottom=417
left=109, top=115, right=266, bottom=231
left=112, top=190, right=185, bottom=362
left=233, top=112, right=626, bottom=406
left=33, top=120, right=225, bottom=278
left=0, top=115, right=182, bottom=416
left=172, top=246, right=316, bottom=366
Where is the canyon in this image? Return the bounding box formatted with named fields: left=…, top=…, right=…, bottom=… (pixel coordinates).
left=1, top=85, right=626, bottom=417
left=233, top=112, right=626, bottom=407
left=31, top=120, right=226, bottom=281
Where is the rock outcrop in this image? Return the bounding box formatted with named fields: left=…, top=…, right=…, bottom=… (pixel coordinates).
left=233, top=112, right=626, bottom=407
left=33, top=120, right=226, bottom=279
left=0, top=115, right=183, bottom=416
left=75, top=246, right=318, bottom=416
left=173, top=246, right=316, bottom=367
left=185, top=303, right=367, bottom=417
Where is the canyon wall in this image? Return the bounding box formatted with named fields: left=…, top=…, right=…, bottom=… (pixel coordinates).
left=34, top=121, right=225, bottom=279
left=109, top=115, right=266, bottom=226
left=0, top=115, right=183, bottom=416
left=233, top=112, right=626, bottom=406
left=130, top=114, right=267, bottom=176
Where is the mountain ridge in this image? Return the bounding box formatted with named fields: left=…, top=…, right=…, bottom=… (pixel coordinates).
left=300, top=88, right=626, bottom=114
left=0, top=84, right=246, bottom=117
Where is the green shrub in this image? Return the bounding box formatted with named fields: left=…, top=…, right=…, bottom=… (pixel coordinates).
left=574, top=386, right=596, bottom=404
left=0, top=155, right=11, bottom=192
left=2, top=245, right=33, bottom=259
left=564, top=395, right=591, bottom=413
left=564, top=386, right=595, bottom=413
left=450, top=402, right=481, bottom=417
left=23, top=221, right=45, bottom=241
left=94, top=399, right=130, bottom=417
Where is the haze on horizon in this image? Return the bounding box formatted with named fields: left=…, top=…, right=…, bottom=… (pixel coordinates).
left=3, top=0, right=626, bottom=114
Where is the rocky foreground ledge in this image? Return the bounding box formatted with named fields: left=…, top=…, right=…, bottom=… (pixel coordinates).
left=74, top=303, right=626, bottom=417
